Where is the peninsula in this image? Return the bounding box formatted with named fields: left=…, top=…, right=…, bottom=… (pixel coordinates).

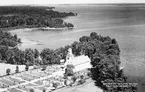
left=0, top=6, right=76, bottom=30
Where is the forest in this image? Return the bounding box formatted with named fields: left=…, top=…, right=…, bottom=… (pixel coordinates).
left=0, top=6, right=75, bottom=29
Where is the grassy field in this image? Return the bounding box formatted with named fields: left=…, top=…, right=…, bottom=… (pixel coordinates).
left=53, top=79, right=103, bottom=92
left=0, top=63, right=33, bottom=76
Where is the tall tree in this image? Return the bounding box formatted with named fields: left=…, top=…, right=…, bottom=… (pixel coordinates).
left=24, top=48, right=35, bottom=65
left=6, top=68, right=11, bottom=75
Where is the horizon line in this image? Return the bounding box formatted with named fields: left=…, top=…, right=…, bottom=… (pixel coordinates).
left=1, top=3, right=145, bottom=6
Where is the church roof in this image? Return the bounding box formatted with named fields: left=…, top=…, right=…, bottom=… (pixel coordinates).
left=65, top=55, right=92, bottom=71
left=70, top=55, right=90, bottom=66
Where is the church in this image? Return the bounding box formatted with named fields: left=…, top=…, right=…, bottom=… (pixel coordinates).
left=63, top=48, right=91, bottom=72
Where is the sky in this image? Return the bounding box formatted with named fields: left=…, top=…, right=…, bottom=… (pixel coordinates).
left=0, top=0, right=145, bottom=5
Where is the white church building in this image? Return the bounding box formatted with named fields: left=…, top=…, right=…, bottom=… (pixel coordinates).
left=63, top=48, right=92, bottom=72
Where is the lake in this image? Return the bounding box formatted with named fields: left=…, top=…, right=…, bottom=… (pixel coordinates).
left=10, top=4, right=145, bottom=81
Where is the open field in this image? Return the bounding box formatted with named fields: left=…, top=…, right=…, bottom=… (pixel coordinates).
left=0, top=63, right=34, bottom=77
left=53, top=79, right=103, bottom=92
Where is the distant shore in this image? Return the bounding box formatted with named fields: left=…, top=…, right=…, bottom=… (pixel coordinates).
left=1, top=25, right=73, bottom=32
left=0, top=25, right=39, bottom=31
left=36, top=26, right=73, bottom=31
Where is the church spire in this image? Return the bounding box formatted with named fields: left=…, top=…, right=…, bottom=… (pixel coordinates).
left=65, top=48, right=74, bottom=66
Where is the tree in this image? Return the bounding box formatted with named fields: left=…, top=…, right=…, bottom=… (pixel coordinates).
left=111, top=38, right=117, bottom=44
left=0, top=38, right=17, bottom=47
left=71, top=41, right=81, bottom=56
left=41, top=65, right=47, bottom=71
left=0, top=45, right=8, bottom=60
left=15, top=66, right=19, bottom=73
left=65, top=64, right=74, bottom=76
left=88, top=32, right=126, bottom=91
left=72, top=75, right=77, bottom=83
left=17, top=38, right=21, bottom=43
left=30, top=89, right=34, bottom=92
left=78, top=75, right=85, bottom=84
left=40, top=48, right=53, bottom=64
left=90, top=32, right=98, bottom=40
left=6, top=68, right=11, bottom=75
left=14, top=34, right=18, bottom=41
left=67, top=23, right=74, bottom=28
left=42, top=89, right=46, bottom=92
left=0, top=38, right=9, bottom=46
left=25, top=64, right=29, bottom=71
left=34, top=49, right=39, bottom=59
left=0, top=54, right=2, bottom=60
left=79, top=36, right=90, bottom=42
left=6, top=49, right=15, bottom=64
left=52, top=82, right=58, bottom=89
left=0, top=30, right=20, bottom=63
left=24, top=48, right=35, bottom=65
left=40, top=48, right=60, bottom=65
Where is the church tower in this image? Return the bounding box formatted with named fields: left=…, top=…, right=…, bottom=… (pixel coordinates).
left=65, top=48, right=74, bottom=65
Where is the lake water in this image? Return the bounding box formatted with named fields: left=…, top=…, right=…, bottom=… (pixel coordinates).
left=10, top=5, right=145, bottom=79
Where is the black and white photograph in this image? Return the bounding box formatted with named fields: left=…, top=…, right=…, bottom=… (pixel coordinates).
left=0, top=0, right=144, bottom=92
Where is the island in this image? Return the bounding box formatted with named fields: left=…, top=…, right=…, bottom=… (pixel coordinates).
left=0, top=6, right=76, bottom=30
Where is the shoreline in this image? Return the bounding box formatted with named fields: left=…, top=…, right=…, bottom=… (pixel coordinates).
left=36, top=27, right=73, bottom=31
left=9, top=28, right=43, bottom=50
left=1, top=25, right=73, bottom=32
left=17, top=37, right=45, bottom=51
left=8, top=27, right=73, bottom=50
left=9, top=23, right=145, bottom=51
